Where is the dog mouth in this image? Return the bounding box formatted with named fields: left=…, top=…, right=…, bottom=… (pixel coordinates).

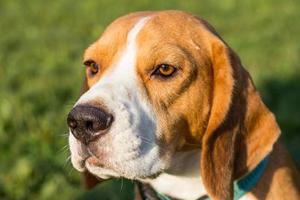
left=81, top=156, right=120, bottom=179
left=85, top=156, right=103, bottom=167
left=69, top=129, right=168, bottom=180
left=82, top=147, right=112, bottom=170
left=73, top=141, right=187, bottom=181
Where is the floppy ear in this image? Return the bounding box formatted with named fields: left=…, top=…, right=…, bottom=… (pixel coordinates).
left=200, top=35, right=280, bottom=200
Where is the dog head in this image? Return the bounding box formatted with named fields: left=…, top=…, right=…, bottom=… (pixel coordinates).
left=67, top=11, right=280, bottom=199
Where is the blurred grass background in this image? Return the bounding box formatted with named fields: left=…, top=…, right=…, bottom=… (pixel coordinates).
left=0, top=0, right=299, bottom=199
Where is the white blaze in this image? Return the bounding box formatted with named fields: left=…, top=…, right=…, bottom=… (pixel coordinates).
left=70, top=17, right=166, bottom=179
left=79, top=17, right=151, bottom=99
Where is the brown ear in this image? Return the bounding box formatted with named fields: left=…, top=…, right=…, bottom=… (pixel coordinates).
left=200, top=36, right=280, bottom=200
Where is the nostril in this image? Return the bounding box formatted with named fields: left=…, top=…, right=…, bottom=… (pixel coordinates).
left=84, top=116, right=112, bottom=133
left=67, top=116, right=78, bottom=130
left=70, top=120, right=77, bottom=129
left=85, top=120, right=94, bottom=131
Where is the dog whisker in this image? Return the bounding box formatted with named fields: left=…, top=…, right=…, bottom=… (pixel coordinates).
left=59, top=133, right=69, bottom=138
left=120, top=178, right=124, bottom=192
left=63, top=155, right=72, bottom=169
left=58, top=144, right=69, bottom=154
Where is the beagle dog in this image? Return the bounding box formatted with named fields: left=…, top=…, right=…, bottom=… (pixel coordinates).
left=67, top=11, right=300, bottom=200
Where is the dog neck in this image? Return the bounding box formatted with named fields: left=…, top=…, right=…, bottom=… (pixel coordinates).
left=141, top=149, right=207, bottom=200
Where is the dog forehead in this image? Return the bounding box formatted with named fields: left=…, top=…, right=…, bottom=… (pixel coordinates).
left=83, top=12, right=152, bottom=60
left=82, top=11, right=214, bottom=91
left=84, top=11, right=209, bottom=58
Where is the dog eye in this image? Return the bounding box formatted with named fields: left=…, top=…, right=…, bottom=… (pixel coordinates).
left=154, top=64, right=176, bottom=77
left=84, top=60, right=99, bottom=76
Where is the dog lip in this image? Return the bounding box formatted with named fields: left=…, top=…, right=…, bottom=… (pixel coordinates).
left=86, top=156, right=103, bottom=166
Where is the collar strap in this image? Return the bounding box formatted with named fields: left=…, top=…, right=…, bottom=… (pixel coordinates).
left=233, top=154, right=270, bottom=200
left=138, top=154, right=270, bottom=200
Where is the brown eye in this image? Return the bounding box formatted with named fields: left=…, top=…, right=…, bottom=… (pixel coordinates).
left=154, top=64, right=176, bottom=77
left=84, top=60, right=99, bottom=75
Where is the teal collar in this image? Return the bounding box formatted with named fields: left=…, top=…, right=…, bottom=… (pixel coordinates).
left=232, top=155, right=270, bottom=200
left=156, top=155, right=270, bottom=200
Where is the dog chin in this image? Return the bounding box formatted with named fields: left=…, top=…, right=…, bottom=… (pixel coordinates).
left=83, top=155, right=167, bottom=180
left=85, top=161, right=120, bottom=179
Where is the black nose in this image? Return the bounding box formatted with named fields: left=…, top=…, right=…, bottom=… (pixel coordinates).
left=67, top=104, right=113, bottom=144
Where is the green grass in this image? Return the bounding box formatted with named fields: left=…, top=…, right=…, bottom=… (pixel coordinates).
left=0, top=0, right=299, bottom=199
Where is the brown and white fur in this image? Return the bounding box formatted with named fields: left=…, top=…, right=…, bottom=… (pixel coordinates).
left=68, top=11, right=300, bottom=200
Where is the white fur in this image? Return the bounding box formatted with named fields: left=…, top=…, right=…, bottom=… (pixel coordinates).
left=69, top=133, right=88, bottom=172
left=69, top=17, right=169, bottom=179
left=142, top=149, right=207, bottom=200
left=239, top=194, right=257, bottom=200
